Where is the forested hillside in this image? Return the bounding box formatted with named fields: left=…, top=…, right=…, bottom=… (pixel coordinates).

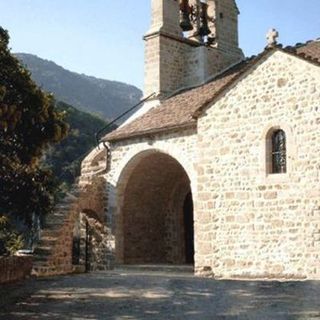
left=15, top=53, right=142, bottom=121
left=43, top=101, right=115, bottom=190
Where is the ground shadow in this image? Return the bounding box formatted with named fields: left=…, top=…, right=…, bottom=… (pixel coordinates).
left=1, top=273, right=320, bottom=320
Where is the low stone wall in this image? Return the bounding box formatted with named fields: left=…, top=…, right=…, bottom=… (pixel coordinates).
left=0, top=256, right=33, bottom=284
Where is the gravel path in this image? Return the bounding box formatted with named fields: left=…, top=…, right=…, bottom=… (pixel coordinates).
left=1, top=271, right=320, bottom=320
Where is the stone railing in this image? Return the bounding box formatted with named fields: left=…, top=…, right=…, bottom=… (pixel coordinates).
left=0, top=256, right=33, bottom=284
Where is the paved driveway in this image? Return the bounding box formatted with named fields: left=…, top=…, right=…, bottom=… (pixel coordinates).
left=1, top=271, right=320, bottom=320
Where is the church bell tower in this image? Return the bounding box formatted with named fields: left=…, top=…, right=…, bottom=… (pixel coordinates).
left=144, top=0, right=244, bottom=98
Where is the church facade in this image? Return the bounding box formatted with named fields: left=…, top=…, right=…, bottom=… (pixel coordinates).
left=41, top=0, right=320, bottom=280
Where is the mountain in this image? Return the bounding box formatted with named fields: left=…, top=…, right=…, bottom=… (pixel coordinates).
left=15, top=53, right=143, bottom=121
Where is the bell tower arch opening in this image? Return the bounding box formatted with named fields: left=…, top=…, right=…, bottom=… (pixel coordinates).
left=144, top=0, right=244, bottom=98
left=115, top=150, right=195, bottom=266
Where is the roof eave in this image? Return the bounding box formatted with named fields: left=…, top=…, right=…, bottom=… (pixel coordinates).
left=103, top=121, right=197, bottom=143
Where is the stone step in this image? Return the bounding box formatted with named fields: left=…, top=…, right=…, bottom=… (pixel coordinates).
left=33, top=256, right=50, bottom=264
left=40, top=235, right=58, bottom=241
left=44, top=223, right=63, bottom=229
left=115, top=264, right=194, bottom=275
left=44, top=222, right=63, bottom=229
left=55, top=202, right=73, bottom=208
left=32, top=182, right=82, bottom=277
left=32, top=265, right=58, bottom=276
left=52, top=211, right=68, bottom=216
left=54, top=202, right=72, bottom=209
left=45, top=217, right=65, bottom=226
left=33, top=258, right=49, bottom=264
left=37, top=239, right=57, bottom=247
left=46, top=212, right=67, bottom=219
left=33, top=246, right=52, bottom=256
left=41, top=230, right=60, bottom=238
left=46, top=217, right=66, bottom=224
left=56, top=197, right=77, bottom=207
left=50, top=212, right=69, bottom=218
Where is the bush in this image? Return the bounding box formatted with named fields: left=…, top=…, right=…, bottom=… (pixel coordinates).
left=0, top=215, right=24, bottom=256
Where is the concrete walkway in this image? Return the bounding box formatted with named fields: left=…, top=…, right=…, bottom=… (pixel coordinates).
left=1, top=270, right=320, bottom=320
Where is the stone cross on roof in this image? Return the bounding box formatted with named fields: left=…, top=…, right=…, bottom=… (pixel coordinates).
left=266, top=28, right=279, bottom=48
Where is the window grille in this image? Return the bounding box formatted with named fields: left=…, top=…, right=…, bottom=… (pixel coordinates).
left=271, top=129, right=287, bottom=174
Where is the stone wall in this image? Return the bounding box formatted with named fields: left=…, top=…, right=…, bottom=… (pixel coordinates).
left=79, top=146, right=107, bottom=187
left=103, top=50, right=320, bottom=280
left=84, top=50, right=319, bottom=280
left=196, top=51, right=320, bottom=280
left=0, top=256, right=33, bottom=284
left=144, top=33, right=243, bottom=99
left=215, top=0, right=241, bottom=54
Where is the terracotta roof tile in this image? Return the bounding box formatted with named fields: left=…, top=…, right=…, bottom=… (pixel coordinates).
left=104, top=40, right=320, bottom=142
left=104, top=60, right=250, bottom=141
left=296, top=40, right=320, bottom=61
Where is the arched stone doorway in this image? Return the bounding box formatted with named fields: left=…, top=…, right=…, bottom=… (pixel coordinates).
left=116, top=150, right=194, bottom=266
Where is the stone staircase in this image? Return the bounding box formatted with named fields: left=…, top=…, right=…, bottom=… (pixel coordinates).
left=32, top=187, right=81, bottom=276
left=32, top=175, right=110, bottom=277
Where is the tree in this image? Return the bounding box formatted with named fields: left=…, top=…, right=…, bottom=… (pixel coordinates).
left=0, top=27, right=68, bottom=229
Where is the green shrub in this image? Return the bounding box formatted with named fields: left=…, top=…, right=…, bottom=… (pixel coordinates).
left=0, top=215, right=24, bottom=255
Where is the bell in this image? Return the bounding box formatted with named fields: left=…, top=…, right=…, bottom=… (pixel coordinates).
left=199, top=2, right=211, bottom=37
left=179, top=0, right=193, bottom=31
left=180, top=12, right=193, bottom=31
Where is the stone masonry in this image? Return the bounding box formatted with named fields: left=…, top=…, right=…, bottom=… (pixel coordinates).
left=36, top=0, right=320, bottom=281
left=103, top=49, right=320, bottom=280
left=144, top=0, right=243, bottom=98
left=0, top=256, right=33, bottom=284
left=106, top=129, right=198, bottom=265
left=195, top=50, right=320, bottom=279
left=33, top=176, right=111, bottom=276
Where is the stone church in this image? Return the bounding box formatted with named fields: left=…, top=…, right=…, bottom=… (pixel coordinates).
left=33, top=0, right=320, bottom=280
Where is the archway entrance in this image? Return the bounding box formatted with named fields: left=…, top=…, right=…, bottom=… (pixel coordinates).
left=116, top=151, right=194, bottom=266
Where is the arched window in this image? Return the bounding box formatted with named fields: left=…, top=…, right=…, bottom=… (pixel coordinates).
left=271, top=130, right=287, bottom=174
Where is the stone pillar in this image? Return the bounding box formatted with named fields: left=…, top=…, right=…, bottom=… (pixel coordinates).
left=144, top=0, right=184, bottom=98
left=215, top=0, right=242, bottom=55
left=147, top=0, right=181, bottom=36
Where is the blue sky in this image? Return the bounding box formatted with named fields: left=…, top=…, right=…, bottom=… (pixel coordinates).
left=0, top=0, right=319, bottom=89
